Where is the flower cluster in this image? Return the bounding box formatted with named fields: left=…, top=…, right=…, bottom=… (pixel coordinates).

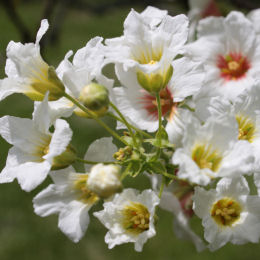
left=1, top=4, right=260, bottom=253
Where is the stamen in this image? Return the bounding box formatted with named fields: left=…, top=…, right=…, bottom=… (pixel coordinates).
left=192, top=144, right=222, bottom=172
left=217, top=52, right=250, bottom=81
left=74, top=175, right=99, bottom=204
left=211, top=197, right=241, bottom=227
left=122, top=202, right=150, bottom=234
left=236, top=114, right=256, bottom=143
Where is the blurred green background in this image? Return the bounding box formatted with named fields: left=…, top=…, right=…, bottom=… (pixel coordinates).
left=0, top=0, right=260, bottom=259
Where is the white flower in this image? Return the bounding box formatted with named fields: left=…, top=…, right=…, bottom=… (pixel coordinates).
left=193, top=177, right=260, bottom=251
left=195, top=85, right=260, bottom=171
left=113, top=57, right=204, bottom=132
left=0, top=94, right=74, bottom=191
left=172, top=116, right=254, bottom=185
left=105, top=6, right=188, bottom=92
left=33, top=167, right=99, bottom=242
left=94, top=189, right=159, bottom=252
left=0, top=19, right=65, bottom=102
left=186, top=11, right=260, bottom=101
left=87, top=163, right=122, bottom=198
left=48, top=37, right=114, bottom=118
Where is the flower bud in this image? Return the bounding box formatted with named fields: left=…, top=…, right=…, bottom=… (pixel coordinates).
left=87, top=163, right=122, bottom=198
left=27, top=66, right=65, bottom=101
left=137, top=65, right=173, bottom=94
left=51, top=144, right=77, bottom=170
left=77, top=82, right=109, bottom=117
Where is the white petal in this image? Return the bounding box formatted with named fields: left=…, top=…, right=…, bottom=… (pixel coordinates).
left=33, top=92, right=51, bottom=133
left=216, top=177, right=250, bottom=197
left=44, top=119, right=72, bottom=161
left=193, top=186, right=216, bottom=218
left=36, top=19, right=49, bottom=45
left=16, top=160, right=51, bottom=191
left=84, top=137, right=117, bottom=171
left=33, top=184, right=68, bottom=217
left=169, top=57, right=204, bottom=101
left=0, top=78, right=28, bottom=101
left=0, top=115, right=46, bottom=153
left=141, top=6, right=167, bottom=28
left=58, top=201, right=90, bottom=242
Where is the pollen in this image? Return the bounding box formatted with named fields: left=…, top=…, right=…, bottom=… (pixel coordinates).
left=192, top=144, right=222, bottom=172
left=236, top=114, right=256, bottom=143
left=122, top=202, right=150, bottom=234
left=74, top=175, right=99, bottom=204
left=217, top=52, right=250, bottom=81
left=228, top=61, right=239, bottom=71
left=211, top=197, right=241, bottom=227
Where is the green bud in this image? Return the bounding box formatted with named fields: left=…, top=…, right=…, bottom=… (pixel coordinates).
left=137, top=65, right=173, bottom=94
left=78, top=82, right=109, bottom=117
left=26, top=66, right=65, bottom=101
left=51, top=144, right=77, bottom=170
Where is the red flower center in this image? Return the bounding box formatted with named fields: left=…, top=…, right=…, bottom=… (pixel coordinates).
left=139, top=87, right=178, bottom=120
left=217, top=52, right=250, bottom=81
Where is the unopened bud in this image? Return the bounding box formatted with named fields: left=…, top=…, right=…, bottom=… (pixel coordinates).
left=51, top=144, right=77, bottom=170
left=87, top=163, right=122, bottom=198
left=77, top=82, right=109, bottom=117
left=27, top=66, right=65, bottom=101
left=137, top=65, right=173, bottom=93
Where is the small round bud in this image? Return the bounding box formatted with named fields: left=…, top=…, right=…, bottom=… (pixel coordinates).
left=78, top=82, right=109, bottom=117
left=87, top=163, right=122, bottom=198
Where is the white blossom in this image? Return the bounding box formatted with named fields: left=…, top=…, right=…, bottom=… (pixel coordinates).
left=172, top=116, right=254, bottom=185
left=33, top=167, right=99, bottom=242
left=94, top=189, right=159, bottom=252
left=193, top=177, right=260, bottom=251
left=186, top=11, right=260, bottom=101
left=0, top=94, right=73, bottom=191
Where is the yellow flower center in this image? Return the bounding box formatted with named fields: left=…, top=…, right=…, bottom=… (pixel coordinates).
left=236, top=114, right=256, bottom=143
left=192, top=144, right=222, bottom=172
left=122, top=202, right=150, bottom=234
left=133, top=47, right=163, bottom=65
left=74, top=175, right=99, bottom=204
left=228, top=61, right=240, bottom=71
left=211, top=197, right=241, bottom=227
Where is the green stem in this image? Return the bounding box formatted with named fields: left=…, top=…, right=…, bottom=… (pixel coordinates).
left=161, top=171, right=179, bottom=180
left=107, top=112, right=152, bottom=138
left=155, top=92, right=162, bottom=158
left=120, top=163, right=132, bottom=181
left=158, top=177, right=165, bottom=198
left=156, top=92, right=162, bottom=144
left=75, top=158, right=118, bottom=165
left=109, top=101, right=137, bottom=147
left=63, top=93, right=128, bottom=146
